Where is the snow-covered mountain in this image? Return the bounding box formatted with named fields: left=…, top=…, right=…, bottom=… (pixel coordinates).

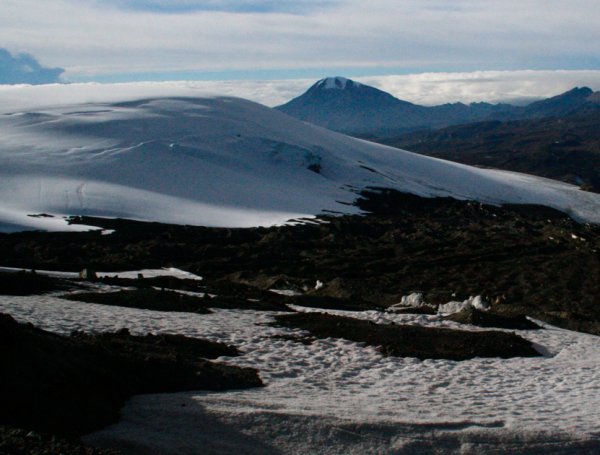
left=275, top=76, right=516, bottom=136
left=275, top=77, right=600, bottom=137
left=2, top=83, right=600, bottom=233
left=275, top=76, right=426, bottom=136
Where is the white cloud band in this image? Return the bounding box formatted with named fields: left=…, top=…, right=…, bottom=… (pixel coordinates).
left=1, top=70, right=599, bottom=111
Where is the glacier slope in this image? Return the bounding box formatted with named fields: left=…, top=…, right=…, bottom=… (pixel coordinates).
left=1, top=86, right=600, bottom=232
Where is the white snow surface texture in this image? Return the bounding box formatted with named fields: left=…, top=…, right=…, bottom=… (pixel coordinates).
left=2, top=278, right=600, bottom=454
left=1, top=83, right=600, bottom=232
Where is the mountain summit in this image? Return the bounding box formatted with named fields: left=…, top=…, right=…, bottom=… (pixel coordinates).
left=276, top=78, right=600, bottom=138
left=275, top=77, right=514, bottom=137
left=521, top=86, right=598, bottom=118
left=275, top=77, right=422, bottom=136
left=313, top=76, right=362, bottom=90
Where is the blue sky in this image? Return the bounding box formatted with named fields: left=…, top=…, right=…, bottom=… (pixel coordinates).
left=2, top=0, right=600, bottom=87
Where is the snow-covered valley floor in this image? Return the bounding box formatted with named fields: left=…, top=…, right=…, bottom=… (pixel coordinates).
left=2, top=271, right=600, bottom=454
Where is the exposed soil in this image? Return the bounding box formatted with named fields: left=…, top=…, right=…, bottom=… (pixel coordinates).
left=271, top=312, right=541, bottom=361
left=98, top=275, right=206, bottom=292
left=62, top=286, right=296, bottom=312
left=70, top=327, right=241, bottom=360
left=389, top=306, right=437, bottom=315
left=0, top=313, right=262, bottom=438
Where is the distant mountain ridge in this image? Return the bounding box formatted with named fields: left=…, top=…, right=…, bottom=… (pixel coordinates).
left=275, top=77, right=600, bottom=137
left=376, top=109, right=600, bottom=192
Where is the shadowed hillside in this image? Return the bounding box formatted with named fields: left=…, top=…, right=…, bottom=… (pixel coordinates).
left=377, top=112, right=600, bottom=191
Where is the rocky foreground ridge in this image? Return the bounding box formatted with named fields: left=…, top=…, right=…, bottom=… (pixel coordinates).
left=2, top=189, right=600, bottom=336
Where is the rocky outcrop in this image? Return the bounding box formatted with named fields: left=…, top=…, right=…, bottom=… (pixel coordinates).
left=0, top=313, right=263, bottom=437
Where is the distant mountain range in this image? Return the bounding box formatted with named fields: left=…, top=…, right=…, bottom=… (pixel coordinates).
left=275, top=77, right=600, bottom=137
left=376, top=110, right=600, bottom=192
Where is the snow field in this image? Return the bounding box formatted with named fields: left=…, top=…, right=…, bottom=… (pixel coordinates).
left=2, top=284, right=600, bottom=453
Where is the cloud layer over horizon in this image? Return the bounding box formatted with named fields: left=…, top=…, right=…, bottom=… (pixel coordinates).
left=194, top=70, right=600, bottom=106
left=1, top=70, right=600, bottom=110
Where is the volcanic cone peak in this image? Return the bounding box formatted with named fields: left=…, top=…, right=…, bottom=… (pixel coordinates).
left=314, top=77, right=362, bottom=90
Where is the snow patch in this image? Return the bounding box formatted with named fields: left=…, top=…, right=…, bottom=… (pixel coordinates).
left=317, top=77, right=360, bottom=90
left=438, top=295, right=489, bottom=314
left=2, top=288, right=600, bottom=453
left=389, top=292, right=430, bottom=309
left=269, top=289, right=302, bottom=296
left=97, top=267, right=203, bottom=280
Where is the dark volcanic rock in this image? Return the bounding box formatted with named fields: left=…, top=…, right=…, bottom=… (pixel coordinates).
left=0, top=425, right=125, bottom=455
left=71, top=327, right=240, bottom=360
left=0, top=270, right=70, bottom=295
left=444, top=307, right=542, bottom=330
left=3, top=189, right=600, bottom=336
left=389, top=306, right=437, bottom=315
left=98, top=275, right=206, bottom=292
left=0, top=313, right=262, bottom=437
left=61, top=288, right=214, bottom=314
left=271, top=312, right=541, bottom=361
left=94, top=276, right=294, bottom=311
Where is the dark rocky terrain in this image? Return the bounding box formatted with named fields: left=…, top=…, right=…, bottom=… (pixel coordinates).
left=65, top=278, right=377, bottom=312
left=2, top=189, right=600, bottom=335
left=3, top=188, right=600, bottom=451
left=0, top=269, right=73, bottom=295
left=62, top=288, right=215, bottom=314
left=0, top=313, right=262, bottom=438
left=271, top=312, right=541, bottom=361
left=0, top=425, right=125, bottom=455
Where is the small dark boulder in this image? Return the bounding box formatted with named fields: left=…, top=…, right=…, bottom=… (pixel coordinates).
left=445, top=307, right=542, bottom=330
